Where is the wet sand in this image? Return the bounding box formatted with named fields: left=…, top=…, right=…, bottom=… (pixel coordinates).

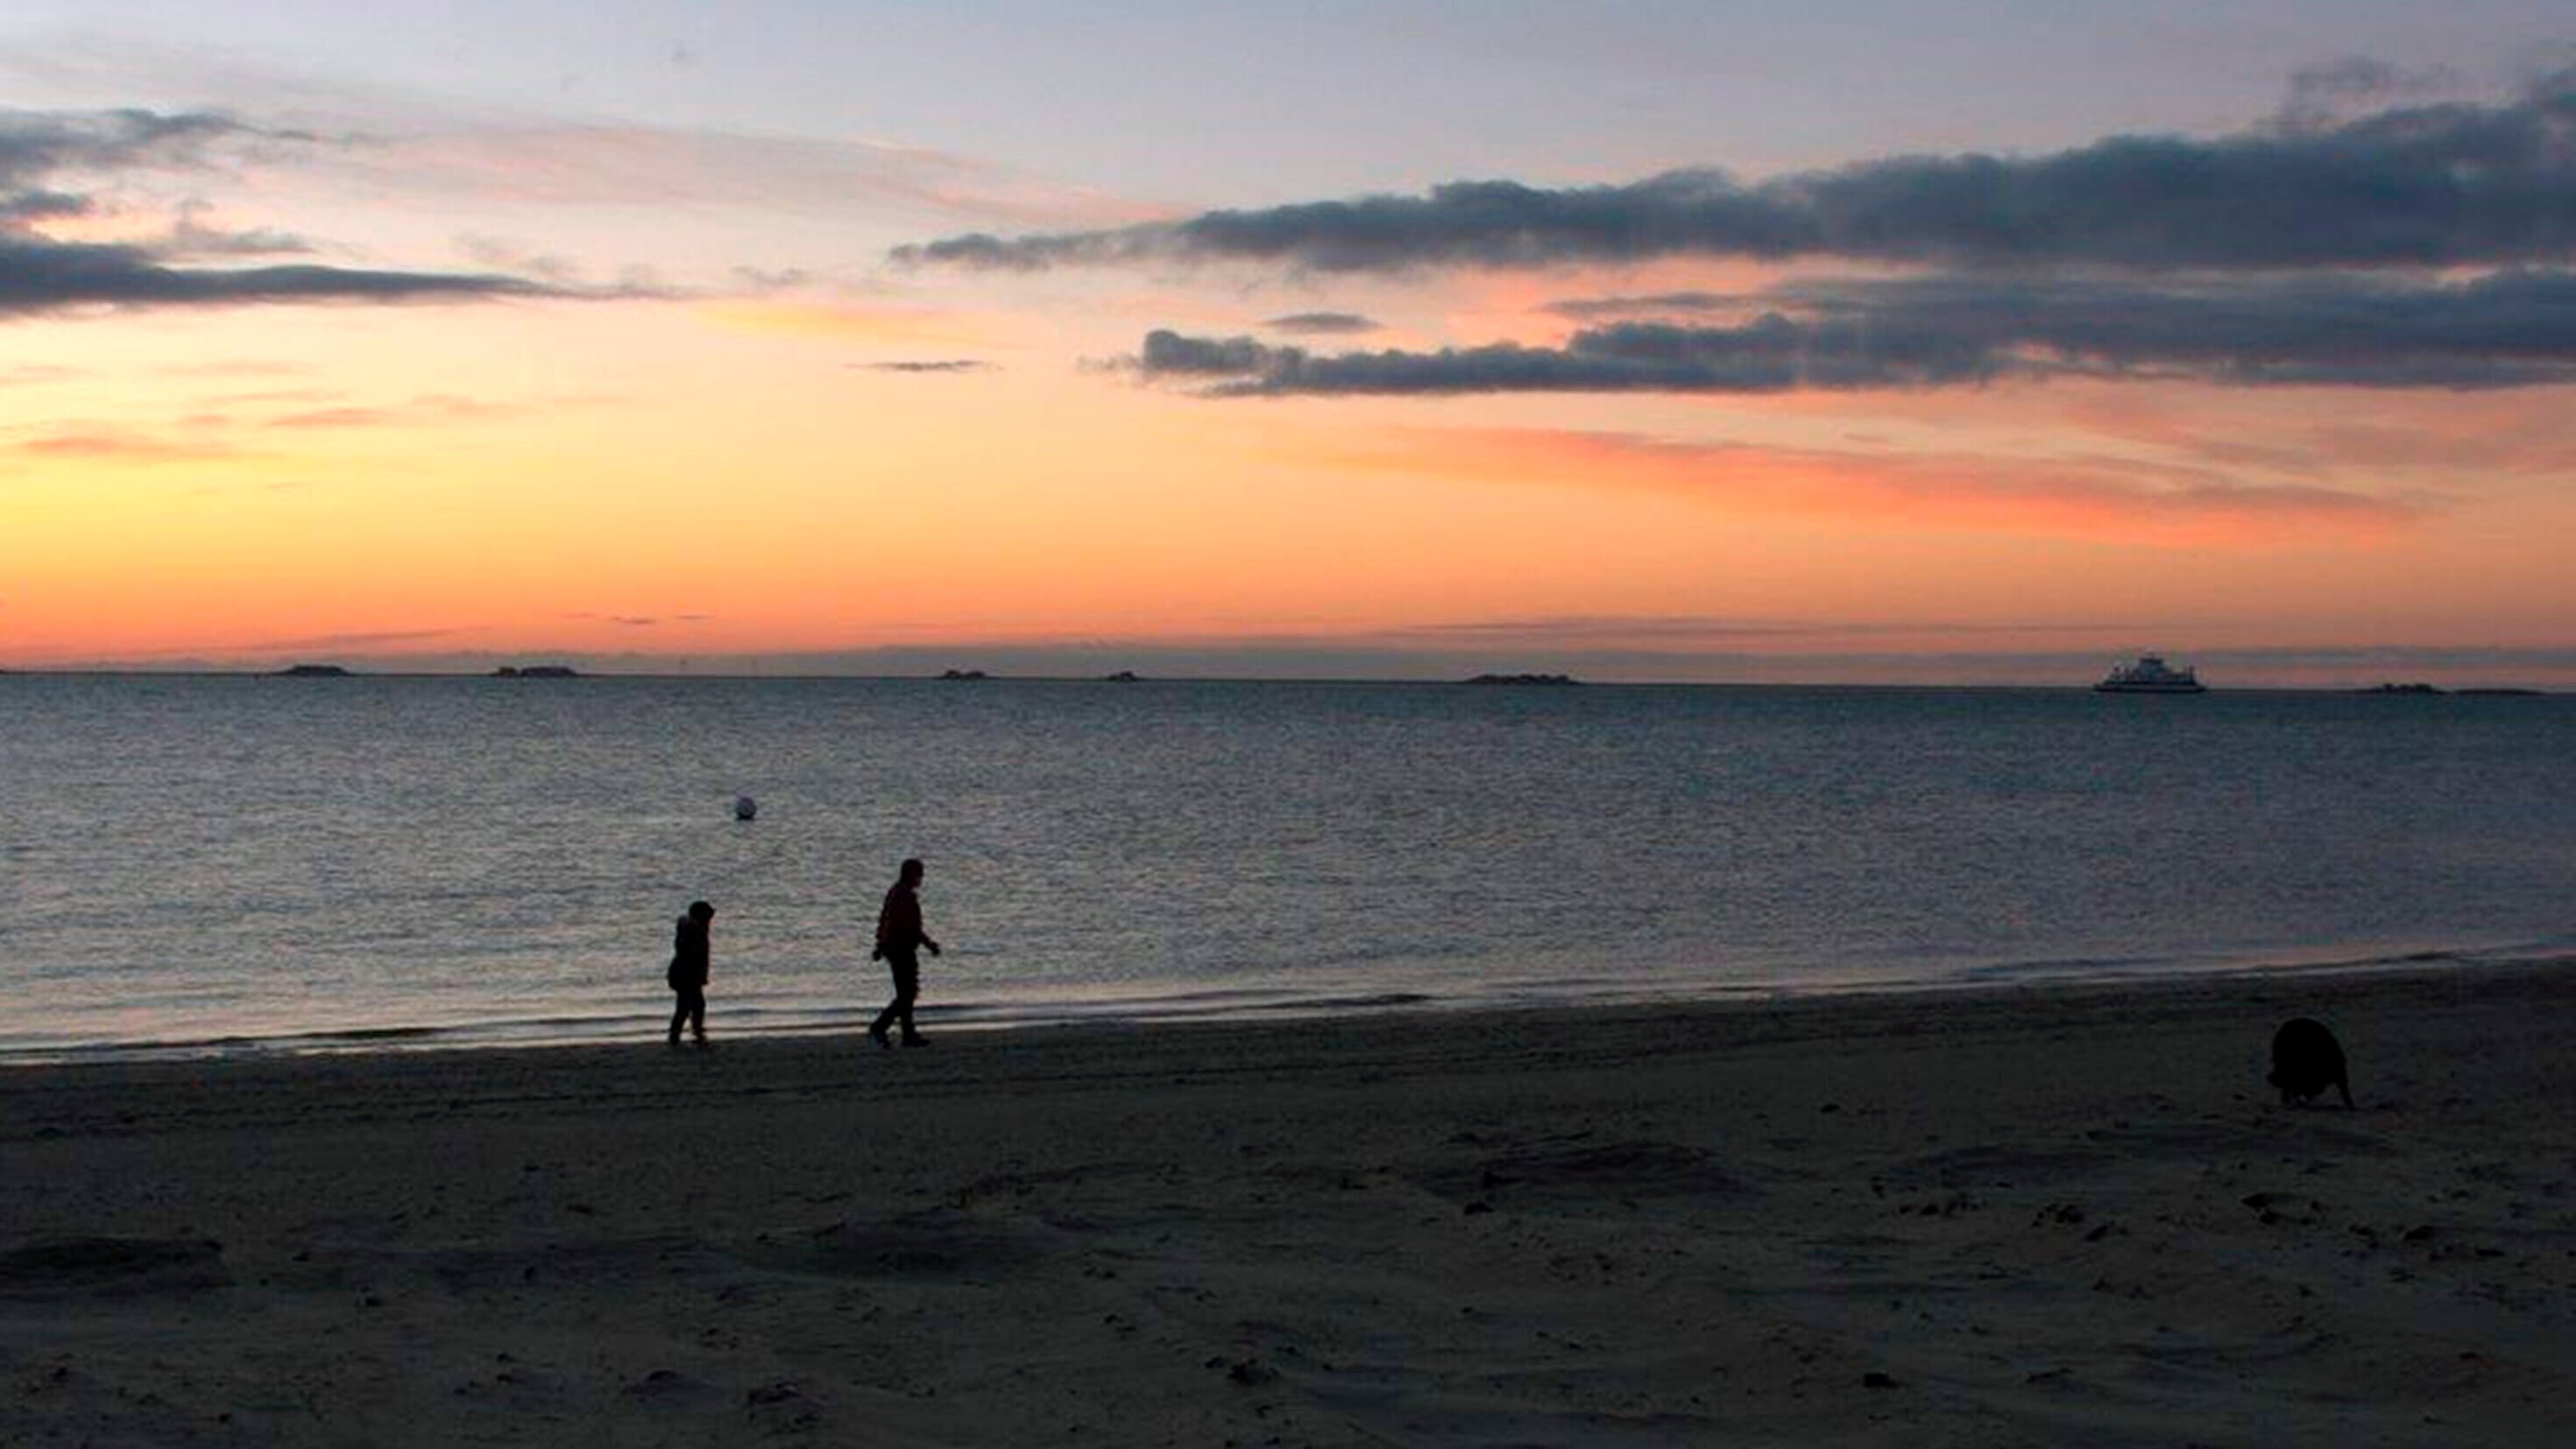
left=5, top=964, right=2573, bottom=1446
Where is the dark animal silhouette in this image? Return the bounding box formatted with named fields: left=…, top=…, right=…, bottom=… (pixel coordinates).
left=2267, top=1017, right=2353, bottom=1107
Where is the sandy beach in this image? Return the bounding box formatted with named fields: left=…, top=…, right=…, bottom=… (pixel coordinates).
left=5, top=964, right=2572, bottom=1447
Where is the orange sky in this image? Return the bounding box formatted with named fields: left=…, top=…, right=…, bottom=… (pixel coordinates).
left=7, top=282, right=2573, bottom=679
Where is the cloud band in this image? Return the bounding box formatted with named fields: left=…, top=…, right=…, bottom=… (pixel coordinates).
left=1130, top=270, right=2576, bottom=395
left=3, top=107, right=566, bottom=318
left=897, top=73, right=2576, bottom=275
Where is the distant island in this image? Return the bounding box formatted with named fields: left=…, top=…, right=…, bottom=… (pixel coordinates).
left=2361, top=682, right=2444, bottom=695
left=274, top=664, right=351, bottom=677
left=1103, top=670, right=1142, bottom=682
left=939, top=668, right=991, bottom=681
left=492, top=665, right=580, bottom=678
left=1465, top=673, right=1580, bottom=687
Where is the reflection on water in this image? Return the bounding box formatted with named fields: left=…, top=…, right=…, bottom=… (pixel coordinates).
left=5, top=675, right=2572, bottom=1056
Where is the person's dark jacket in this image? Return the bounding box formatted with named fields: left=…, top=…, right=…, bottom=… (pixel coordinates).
left=874, top=883, right=924, bottom=958
left=669, top=914, right=711, bottom=990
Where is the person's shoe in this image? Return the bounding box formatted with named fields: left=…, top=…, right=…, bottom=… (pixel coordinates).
left=868, top=1025, right=890, bottom=1050
left=666, top=1032, right=682, bottom=1047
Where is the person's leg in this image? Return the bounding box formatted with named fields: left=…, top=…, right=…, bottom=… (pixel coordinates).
left=687, top=986, right=707, bottom=1042
left=869, top=957, right=904, bottom=1044
left=893, top=954, right=922, bottom=1043
left=669, top=990, right=690, bottom=1043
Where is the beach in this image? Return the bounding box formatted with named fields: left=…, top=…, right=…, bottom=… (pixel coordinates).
left=5, top=965, right=2572, bottom=1447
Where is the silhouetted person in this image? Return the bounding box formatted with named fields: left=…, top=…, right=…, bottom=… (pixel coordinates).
left=868, top=859, right=942, bottom=1048
left=667, top=900, right=715, bottom=1045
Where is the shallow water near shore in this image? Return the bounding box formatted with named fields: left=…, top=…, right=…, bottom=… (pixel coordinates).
left=5, top=674, right=2572, bottom=1060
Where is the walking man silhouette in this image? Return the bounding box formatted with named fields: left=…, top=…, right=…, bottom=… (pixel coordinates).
left=869, top=859, right=942, bottom=1048
left=667, top=899, right=715, bottom=1045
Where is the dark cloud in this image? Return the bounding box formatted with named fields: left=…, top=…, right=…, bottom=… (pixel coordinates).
left=1, top=106, right=566, bottom=318
left=1543, top=292, right=1740, bottom=320
left=0, top=188, right=90, bottom=224
left=1133, top=270, right=2576, bottom=395
left=0, top=237, right=553, bottom=317
left=0, top=107, right=260, bottom=189
left=1136, top=330, right=1281, bottom=378
left=1264, top=311, right=1379, bottom=335
left=1129, top=321, right=1989, bottom=396
left=898, top=72, right=2576, bottom=274
left=856, top=358, right=994, bottom=373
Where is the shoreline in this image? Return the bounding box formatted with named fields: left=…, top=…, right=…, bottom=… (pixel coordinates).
left=10, top=960, right=2572, bottom=1445
left=8, top=948, right=2569, bottom=1071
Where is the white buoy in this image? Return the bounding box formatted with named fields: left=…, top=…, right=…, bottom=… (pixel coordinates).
left=733, top=795, right=758, bottom=822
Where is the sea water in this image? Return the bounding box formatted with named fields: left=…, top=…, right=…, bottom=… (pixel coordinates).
left=4, top=674, right=2571, bottom=1058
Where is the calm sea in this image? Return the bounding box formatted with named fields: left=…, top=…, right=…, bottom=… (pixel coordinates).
left=4, top=674, right=2571, bottom=1060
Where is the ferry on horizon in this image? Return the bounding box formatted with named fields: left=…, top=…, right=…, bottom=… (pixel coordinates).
left=2095, top=654, right=2207, bottom=694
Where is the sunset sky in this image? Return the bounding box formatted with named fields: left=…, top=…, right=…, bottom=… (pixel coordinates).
left=4, top=2, right=2574, bottom=683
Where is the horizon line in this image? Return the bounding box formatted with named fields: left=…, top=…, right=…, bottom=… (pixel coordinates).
left=0, top=664, right=2560, bottom=695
